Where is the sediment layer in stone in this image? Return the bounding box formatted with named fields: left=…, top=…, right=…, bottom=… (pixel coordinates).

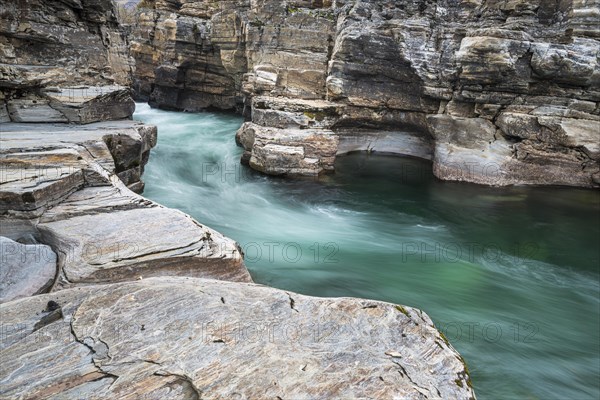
left=0, top=120, right=251, bottom=293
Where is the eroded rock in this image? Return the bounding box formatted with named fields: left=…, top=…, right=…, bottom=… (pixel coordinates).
left=0, top=277, right=476, bottom=399
left=37, top=187, right=250, bottom=288
left=237, top=122, right=338, bottom=176
left=0, top=237, right=57, bottom=303
left=132, top=0, right=600, bottom=187
left=0, top=121, right=251, bottom=287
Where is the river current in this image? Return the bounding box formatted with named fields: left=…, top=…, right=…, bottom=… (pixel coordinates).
left=135, top=103, right=600, bottom=399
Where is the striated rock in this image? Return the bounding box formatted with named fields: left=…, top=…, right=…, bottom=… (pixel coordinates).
left=237, top=122, right=339, bottom=176
left=1, top=0, right=251, bottom=292
left=237, top=95, right=435, bottom=176
left=336, top=129, right=434, bottom=160
left=130, top=4, right=249, bottom=110
left=0, top=120, right=156, bottom=207
left=132, top=0, right=600, bottom=187
left=0, top=0, right=138, bottom=125
left=5, top=86, right=136, bottom=124
left=37, top=186, right=250, bottom=288
left=0, top=0, right=133, bottom=89
left=0, top=277, right=476, bottom=399
left=0, top=237, right=57, bottom=303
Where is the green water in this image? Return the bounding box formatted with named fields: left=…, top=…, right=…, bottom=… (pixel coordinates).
left=134, top=103, right=600, bottom=400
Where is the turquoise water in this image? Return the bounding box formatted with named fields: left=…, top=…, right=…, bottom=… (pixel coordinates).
left=134, top=103, right=600, bottom=400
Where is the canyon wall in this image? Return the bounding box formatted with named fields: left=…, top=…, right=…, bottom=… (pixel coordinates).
left=131, top=0, right=600, bottom=187
left=0, top=0, right=135, bottom=122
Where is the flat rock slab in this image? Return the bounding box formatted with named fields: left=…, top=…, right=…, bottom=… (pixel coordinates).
left=0, top=237, right=57, bottom=303
left=37, top=187, right=250, bottom=287
left=0, top=277, right=476, bottom=399
left=0, top=121, right=156, bottom=156
left=6, top=86, right=135, bottom=124
left=0, top=121, right=157, bottom=203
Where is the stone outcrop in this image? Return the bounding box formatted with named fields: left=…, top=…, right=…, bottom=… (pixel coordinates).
left=130, top=0, right=251, bottom=110
left=0, top=277, right=476, bottom=399
left=0, top=121, right=251, bottom=289
left=0, top=237, right=57, bottom=303
left=1, top=0, right=250, bottom=292
left=0, top=0, right=136, bottom=122
left=131, top=0, right=600, bottom=187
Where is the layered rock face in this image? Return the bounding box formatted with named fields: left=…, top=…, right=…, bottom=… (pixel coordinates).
left=132, top=0, right=600, bottom=187
left=0, top=277, right=476, bottom=399
left=1, top=0, right=250, bottom=292
left=0, top=121, right=250, bottom=288
left=1, top=1, right=477, bottom=396
left=130, top=0, right=251, bottom=110
left=0, top=0, right=136, bottom=122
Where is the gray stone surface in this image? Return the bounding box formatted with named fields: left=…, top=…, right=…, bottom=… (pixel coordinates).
left=0, top=0, right=133, bottom=90
left=1, top=0, right=137, bottom=124
left=237, top=121, right=339, bottom=176
left=0, top=277, right=476, bottom=399
left=0, top=237, right=57, bottom=303
left=38, top=187, right=250, bottom=288
left=4, top=86, right=136, bottom=124
left=0, top=121, right=157, bottom=212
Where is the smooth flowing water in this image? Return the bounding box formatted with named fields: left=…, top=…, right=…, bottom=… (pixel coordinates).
left=135, top=103, right=600, bottom=400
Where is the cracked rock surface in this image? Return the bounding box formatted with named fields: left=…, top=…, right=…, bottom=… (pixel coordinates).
left=0, top=277, right=476, bottom=399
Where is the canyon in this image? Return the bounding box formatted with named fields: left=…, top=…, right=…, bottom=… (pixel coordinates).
left=2, top=0, right=600, bottom=397
left=131, top=0, right=600, bottom=187
left=0, top=1, right=477, bottom=398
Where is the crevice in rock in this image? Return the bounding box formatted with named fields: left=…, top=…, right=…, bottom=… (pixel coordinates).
left=66, top=311, right=120, bottom=393
left=391, top=359, right=431, bottom=398
left=154, top=371, right=202, bottom=400
left=286, top=292, right=299, bottom=312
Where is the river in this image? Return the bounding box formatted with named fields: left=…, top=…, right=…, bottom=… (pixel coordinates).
left=134, top=103, right=600, bottom=399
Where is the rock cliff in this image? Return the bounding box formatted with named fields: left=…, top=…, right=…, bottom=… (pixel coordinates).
left=131, top=0, right=600, bottom=187
left=1, top=0, right=134, bottom=121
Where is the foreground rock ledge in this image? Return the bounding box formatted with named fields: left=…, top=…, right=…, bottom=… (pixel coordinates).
left=0, top=277, right=476, bottom=399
